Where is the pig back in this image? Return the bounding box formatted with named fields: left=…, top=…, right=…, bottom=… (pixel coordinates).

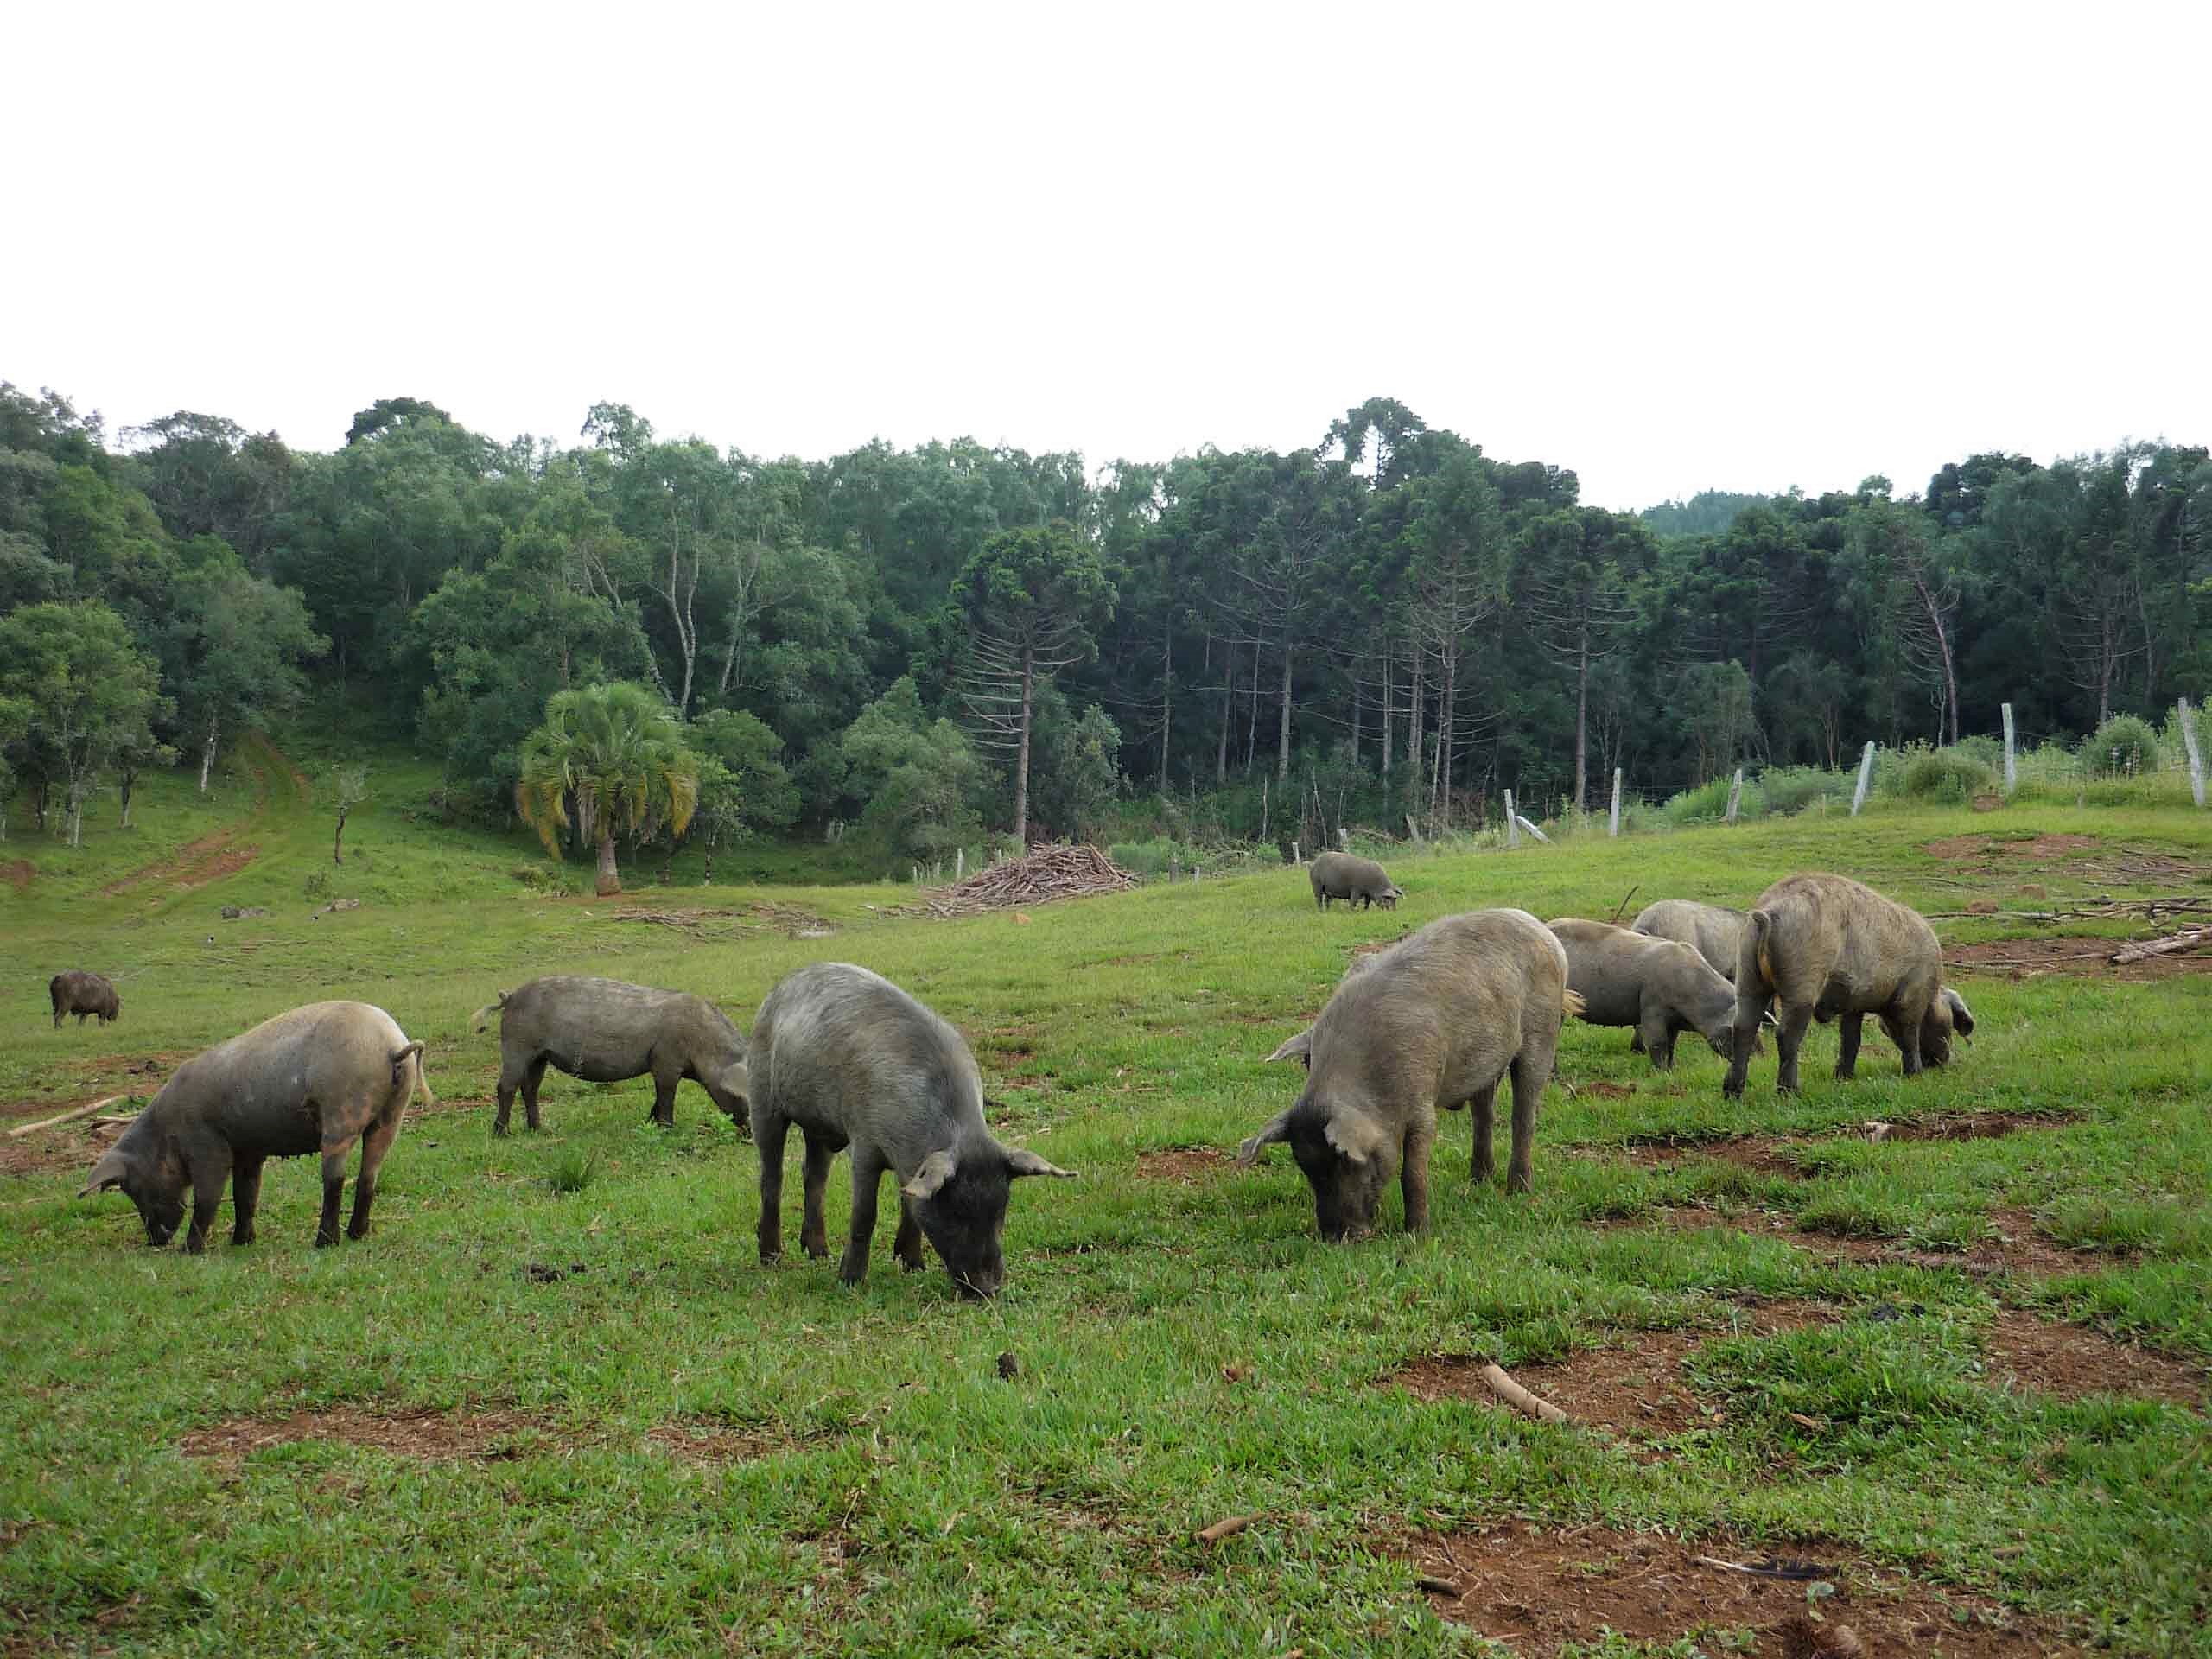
left=153, top=1001, right=412, bottom=1153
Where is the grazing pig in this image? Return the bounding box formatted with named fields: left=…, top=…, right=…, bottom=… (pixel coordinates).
left=1547, top=918, right=1753, bottom=1068
left=1722, top=872, right=1975, bottom=1098
left=747, top=963, right=1073, bottom=1299
left=1237, top=909, right=1580, bottom=1237
left=1308, top=851, right=1402, bottom=911
left=472, top=976, right=751, bottom=1135
left=78, top=1001, right=432, bottom=1252
left=1629, top=899, right=1748, bottom=982
left=49, top=971, right=120, bottom=1029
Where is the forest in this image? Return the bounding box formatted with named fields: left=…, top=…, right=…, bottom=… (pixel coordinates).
left=3, top=384, right=2206, bottom=876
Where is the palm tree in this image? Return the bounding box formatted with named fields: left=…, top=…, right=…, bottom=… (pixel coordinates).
left=516, top=682, right=699, bottom=895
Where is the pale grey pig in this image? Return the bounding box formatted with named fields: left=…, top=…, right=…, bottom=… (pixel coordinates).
left=1548, top=917, right=1751, bottom=1068
left=1239, top=909, right=1582, bottom=1237
left=1629, top=899, right=1748, bottom=982
left=79, top=1001, right=432, bottom=1251
left=472, top=976, right=750, bottom=1135
left=747, top=963, right=1072, bottom=1299
left=1308, top=851, right=1402, bottom=911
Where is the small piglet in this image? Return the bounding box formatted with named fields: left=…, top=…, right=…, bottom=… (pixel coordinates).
left=79, top=1001, right=433, bottom=1252
left=747, top=963, right=1073, bottom=1299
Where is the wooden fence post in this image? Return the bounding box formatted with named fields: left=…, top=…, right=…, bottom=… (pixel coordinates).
left=2001, top=702, right=2017, bottom=797
left=1725, top=767, right=1744, bottom=824
left=1503, top=789, right=1520, bottom=849
left=1608, top=767, right=1623, bottom=838
left=2180, top=697, right=2207, bottom=809
left=1851, top=741, right=1876, bottom=817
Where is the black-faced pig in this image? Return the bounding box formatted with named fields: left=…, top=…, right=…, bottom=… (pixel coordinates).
left=472, top=976, right=750, bottom=1135
left=1722, top=872, right=1975, bottom=1098
left=1308, top=851, right=1402, bottom=911
left=747, top=962, right=1073, bottom=1299
left=78, top=1000, right=432, bottom=1252
left=49, top=970, right=120, bottom=1028
left=1237, top=909, right=1580, bottom=1238
left=1629, top=899, right=1747, bottom=982
left=1548, top=917, right=1751, bottom=1068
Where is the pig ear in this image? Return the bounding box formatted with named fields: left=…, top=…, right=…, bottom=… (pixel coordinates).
left=720, top=1061, right=751, bottom=1109
left=1235, top=1109, right=1295, bottom=1166
left=79, top=1149, right=129, bottom=1198
left=1942, top=987, right=1975, bottom=1040
left=1264, top=1029, right=1313, bottom=1065
left=1006, top=1147, right=1074, bottom=1180
left=902, top=1148, right=958, bottom=1200
left=1324, top=1107, right=1392, bottom=1167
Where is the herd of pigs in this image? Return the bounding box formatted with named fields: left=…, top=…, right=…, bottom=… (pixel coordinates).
left=49, top=859, right=1972, bottom=1299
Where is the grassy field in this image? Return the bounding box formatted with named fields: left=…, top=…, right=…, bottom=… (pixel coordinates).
left=3, top=742, right=2209, bottom=1656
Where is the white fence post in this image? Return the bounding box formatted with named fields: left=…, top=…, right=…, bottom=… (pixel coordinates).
left=1503, top=789, right=1520, bottom=849
left=2180, top=697, right=2207, bottom=809
left=1516, top=813, right=1551, bottom=843
left=1291, top=840, right=1300, bottom=865
left=1726, top=767, right=1744, bottom=825
left=1338, top=827, right=1351, bottom=852
left=1851, top=741, right=1876, bottom=817
left=2000, top=702, right=2017, bottom=796
left=1608, top=767, right=1623, bottom=838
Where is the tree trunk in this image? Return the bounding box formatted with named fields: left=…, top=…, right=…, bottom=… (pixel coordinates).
left=1407, top=633, right=1425, bottom=804
left=1244, top=642, right=1259, bottom=777
left=1573, top=625, right=1590, bottom=815
left=1157, top=610, right=1172, bottom=794
left=118, top=773, right=133, bottom=830
left=200, top=715, right=219, bottom=792
left=1275, top=638, right=1293, bottom=784
left=1432, top=644, right=1455, bottom=824
left=1014, top=642, right=1035, bottom=844
left=334, top=806, right=349, bottom=866
left=1213, top=633, right=1230, bottom=785
left=1380, top=646, right=1393, bottom=794
left=595, top=832, right=620, bottom=896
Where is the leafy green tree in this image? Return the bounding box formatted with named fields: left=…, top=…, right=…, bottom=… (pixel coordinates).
left=515, top=683, right=699, bottom=895
left=688, top=709, right=799, bottom=835
left=165, top=562, right=328, bottom=790
left=1517, top=506, right=1644, bottom=813
left=1024, top=690, right=1122, bottom=841
left=122, top=411, right=294, bottom=565
left=1669, top=659, right=1755, bottom=785
left=0, top=601, right=166, bottom=845
left=837, top=677, right=986, bottom=867
left=951, top=521, right=1116, bottom=842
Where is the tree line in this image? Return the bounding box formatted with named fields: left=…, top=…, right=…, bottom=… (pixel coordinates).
left=3, top=384, right=2206, bottom=871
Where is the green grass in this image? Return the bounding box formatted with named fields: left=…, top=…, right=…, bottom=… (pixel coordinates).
left=3, top=741, right=2209, bottom=1655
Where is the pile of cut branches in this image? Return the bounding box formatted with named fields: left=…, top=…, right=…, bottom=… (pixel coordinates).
left=926, top=844, right=1136, bottom=917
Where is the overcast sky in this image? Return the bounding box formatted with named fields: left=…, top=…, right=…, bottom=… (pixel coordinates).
left=10, top=2, right=2208, bottom=510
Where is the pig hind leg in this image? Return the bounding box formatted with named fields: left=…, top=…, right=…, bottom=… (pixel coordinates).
left=346, top=1103, right=404, bottom=1241
left=232, top=1156, right=265, bottom=1245
left=315, top=1140, right=354, bottom=1248
left=184, top=1147, right=234, bottom=1255
left=1772, top=1002, right=1816, bottom=1094
left=493, top=1047, right=541, bottom=1135
left=1465, top=1080, right=1497, bottom=1183
left=799, top=1131, right=836, bottom=1259
left=1504, top=1050, right=1552, bottom=1195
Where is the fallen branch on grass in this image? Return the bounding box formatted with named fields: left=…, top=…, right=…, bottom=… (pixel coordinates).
left=1414, top=1574, right=1463, bottom=1597
left=2111, top=925, right=2212, bottom=964
left=1606, top=885, right=1640, bottom=926
left=926, top=844, right=1136, bottom=918
left=7, top=1096, right=126, bottom=1139
left=1481, top=1363, right=1568, bottom=1424
left=1197, top=1514, right=1257, bottom=1544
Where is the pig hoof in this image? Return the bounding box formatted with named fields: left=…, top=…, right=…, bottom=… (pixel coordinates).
left=315, top=1231, right=339, bottom=1249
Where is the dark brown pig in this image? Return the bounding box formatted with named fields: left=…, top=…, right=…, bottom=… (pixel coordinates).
left=472, top=976, right=750, bottom=1135
left=1722, top=872, right=1976, bottom=1098
left=78, top=1001, right=432, bottom=1252
left=49, top=970, right=120, bottom=1028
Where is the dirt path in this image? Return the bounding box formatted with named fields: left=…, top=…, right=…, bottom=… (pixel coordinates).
left=100, top=734, right=303, bottom=897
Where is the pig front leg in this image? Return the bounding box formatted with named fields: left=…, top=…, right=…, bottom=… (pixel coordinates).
left=754, top=1110, right=791, bottom=1262
left=184, top=1147, right=233, bottom=1255
left=1400, top=1119, right=1434, bottom=1231
left=231, top=1156, right=264, bottom=1246
left=838, top=1149, right=886, bottom=1287
left=798, top=1132, right=836, bottom=1259
left=648, top=1058, right=680, bottom=1128
left=1834, top=1013, right=1864, bottom=1080
left=894, top=1195, right=926, bottom=1271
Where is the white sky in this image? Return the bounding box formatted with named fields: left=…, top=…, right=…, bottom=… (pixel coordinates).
left=9, top=1, right=2209, bottom=510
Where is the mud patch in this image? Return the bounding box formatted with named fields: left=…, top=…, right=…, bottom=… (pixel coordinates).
left=1582, top=1080, right=1635, bottom=1100
left=181, top=1406, right=539, bottom=1465
left=1926, top=832, right=2098, bottom=864
left=1982, top=1309, right=2206, bottom=1408
left=1135, top=1147, right=1233, bottom=1184
left=1401, top=1524, right=2068, bottom=1656
left=101, top=830, right=258, bottom=896
left=1948, top=936, right=2212, bottom=980
left=1882, top=1109, right=2078, bottom=1143
left=1626, top=1133, right=1802, bottom=1179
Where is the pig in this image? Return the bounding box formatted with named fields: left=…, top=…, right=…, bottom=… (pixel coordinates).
left=1547, top=918, right=1754, bottom=1068
left=747, top=962, right=1074, bottom=1299
left=49, top=970, right=120, bottom=1029
left=1629, top=899, right=1748, bottom=982
left=1308, top=852, right=1402, bottom=911
left=1237, top=909, right=1581, bottom=1238
left=1722, top=872, right=1977, bottom=1098
left=471, top=976, right=751, bottom=1135
left=77, top=1001, right=433, bottom=1252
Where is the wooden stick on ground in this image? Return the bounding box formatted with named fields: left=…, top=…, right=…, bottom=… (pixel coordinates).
left=2111, top=926, right=2212, bottom=965
left=1481, top=1363, right=1568, bottom=1424
left=1196, top=1514, right=1257, bottom=1544
left=1607, top=884, right=1640, bottom=926
left=7, top=1096, right=126, bottom=1140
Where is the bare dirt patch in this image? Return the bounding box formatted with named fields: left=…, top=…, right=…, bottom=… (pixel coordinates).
left=181, top=1406, right=538, bottom=1465
left=1582, top=1080, right=1635, bottom=1100
left=647, top=1418, right=794, bottom=1466
left=1, top=859, right=30, bottom=894
left=1135, top=1147, right=1233, bottom=1184
left=1401, top=1524, right=2071, bottom=1656
left=1948, top=936, right=2212, bottom=980
left=1982, top=1310, right=2207, bottom=1409
left=101, top=830, right=258, bottom=896
left=1884, top=1109, right=2078, bottom=1143
left=1387, top=1304, right=1836, bottom=1438
left=1626, top=1134, right=1803, bottom=1179
left=0, top=1119, right=117, bottom=1180
left=1605, top=1204, right=2113, bottom=1281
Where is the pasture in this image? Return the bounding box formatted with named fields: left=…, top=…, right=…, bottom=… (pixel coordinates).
left=3, top=753, right=2209, bottom=1656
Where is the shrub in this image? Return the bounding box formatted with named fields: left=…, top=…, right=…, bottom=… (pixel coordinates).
left=2081, top=715, right=2163, bottom=777
left=1899, top=747, right=1996, bottom=803
left=547, top=1151, right=598, bottom=1195
left=1660, top=775, right=1765, bottom=824
left=1758, top=766, right=1850, bottom=815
